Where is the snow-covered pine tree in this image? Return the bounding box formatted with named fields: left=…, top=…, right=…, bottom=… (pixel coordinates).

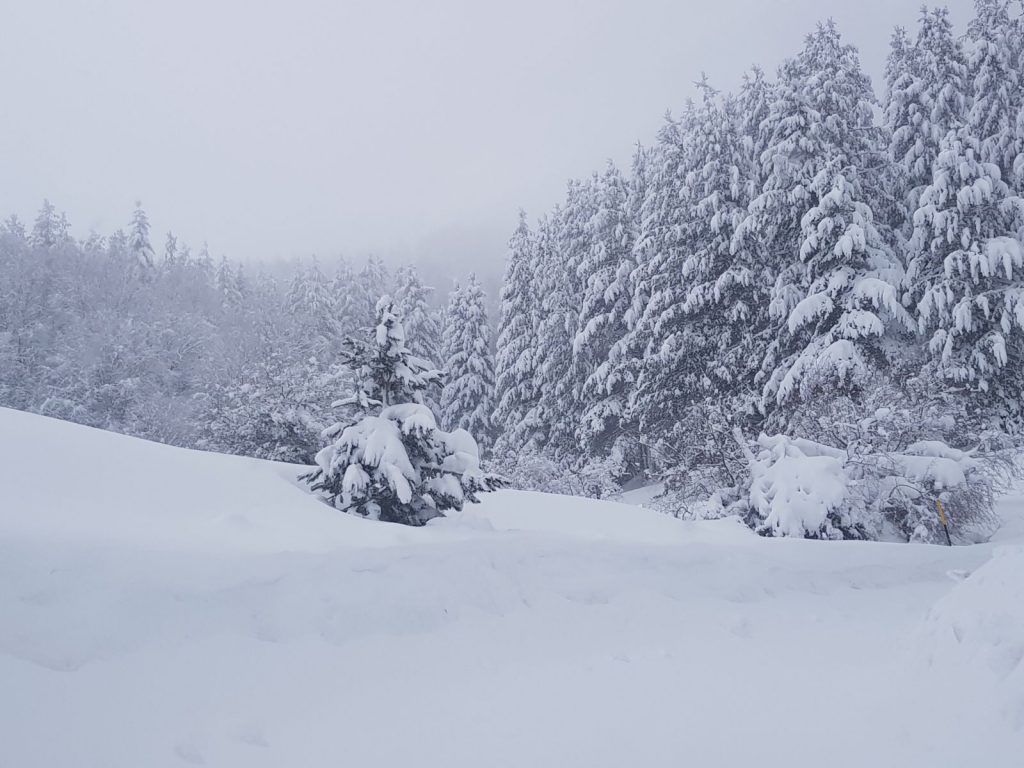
left=625, top=106, right=702, bottom=449
left=393, top=265, right=443, bottom=414
left=284, top=261, right=307, bottom=317
left=908, top=128, right=1024, bottom=429
left=720, top=69, right=779, bottom=408
left=572, top=161, right=633, bottom=456
left=285, top=259, right=338, bottom=356
left=163, top=232, right=179, bottom=268
left=773, top=160, right=915, bottom=403
left=736, top=22, right=906, bottom=418
left=967, top=0, right=1023, bottom=182
left=440, top=274, right=496, bottom=454
left=492, top=211, right=542, bottom=455
left=886, top=7, right=971, bottom=247
left=128, top=202, right=155, bottom=274
left=305, top=297, right=500, bottom=525
left=331, top=257, right=362, bottom=339
left=393, top=266, right=442, bottom=367
left=597, top=144, right=654, bottom=465
left=1, top=214, right=26, bottom=240
left=532, top=183, right=593, bottom=460
left=234, top=263, right=249, bottom=304
left=679, top=84, right=768, bottom=398
left=29, top=199, right=69, bottom=249
left=216, top=255, right=243, bottom=310
left=354, top=256, right=390, bottom=330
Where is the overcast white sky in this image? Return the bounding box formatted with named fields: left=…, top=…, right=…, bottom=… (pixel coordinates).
left=0, top=0, right=973, bottom=279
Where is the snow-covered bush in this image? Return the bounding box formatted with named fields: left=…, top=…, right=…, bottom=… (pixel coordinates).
left=304, top=298, right=502, bottom=526
left=647, top=398, right=750, bottom=509
left=728, top=385, right=1018, bottom=542
left=201, top=356, right=347, bottom=464
left=493, top=449, right=587, bottom=496
left=735, top=432, right=871, bottom=539
left=493, top=444, right=627, bottom=499
left=309, top=402, right=500, bottom=525
left=576, top=445, right=629, bottom=499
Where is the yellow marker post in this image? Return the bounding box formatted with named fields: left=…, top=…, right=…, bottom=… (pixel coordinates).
left=935, top=499, right=952, bottom=546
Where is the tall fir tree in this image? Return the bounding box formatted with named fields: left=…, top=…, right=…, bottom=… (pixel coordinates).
left=393, top=266, right=442, bottom=366
left=626, top=106, right=702, bottom=446
left=29, top=200, right=69, bottom=249
left=908, top=129, right=1024, bottom=429
left=967, top=0, right=1023, bottom=181
left=734, top=22, right=901, bottom=417
left=128, top=202, right=155, bottom=273
left=492, top=211, right=541, bottom=455
left=532, top=182, right=595, bottom=461
left=573, top=162, right=633, bottom=455
left=440, top=274, right=496, bottom=454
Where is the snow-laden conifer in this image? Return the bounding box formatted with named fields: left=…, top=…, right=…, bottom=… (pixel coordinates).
left=440, top=274, right=496, bottom=453
left=492, top=211, right=541, bottom=454
left=305, top=298, right=500, bottom=525
left=908, top=129, right=1024, bottom=427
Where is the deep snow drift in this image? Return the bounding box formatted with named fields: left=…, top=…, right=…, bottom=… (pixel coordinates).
left=1, top=407, right=1022, bottom=767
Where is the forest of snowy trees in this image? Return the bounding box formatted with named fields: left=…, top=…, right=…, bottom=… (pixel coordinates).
left=0, top=200, right=495, bottom=470
left=491, top=3, right=1024, bottom=540
left=3, top=1, right=1024, bottom=541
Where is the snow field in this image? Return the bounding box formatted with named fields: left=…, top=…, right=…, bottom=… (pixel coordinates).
left=1, top=407, right=1022, bottom=767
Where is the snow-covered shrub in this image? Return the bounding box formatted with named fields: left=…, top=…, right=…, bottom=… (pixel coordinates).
left=304, top=298, right=502, bottom=526
left=735, top=432, right=870, bottom=539
left=201, top=356, right=347, bottom=464
left=309, top=402, right=500, bottom=525
left=729, top=384, right=1019, bottom=542
left=493, top=449, right=587, bottom=496
left=576, top=445, right=629, bottom=499
left=649, top=398, right=750, bottom=511
left=493, top=443, right=627, bottom=499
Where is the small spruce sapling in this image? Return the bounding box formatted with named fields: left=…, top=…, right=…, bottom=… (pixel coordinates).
left=304, top=297, right=502, bottom=525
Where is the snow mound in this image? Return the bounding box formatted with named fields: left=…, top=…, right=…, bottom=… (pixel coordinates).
left=0, top=407, right=696, bottom=552
left=922, top=546, right=1024, bottom=729
left=0, top=406, right=415, bottom=552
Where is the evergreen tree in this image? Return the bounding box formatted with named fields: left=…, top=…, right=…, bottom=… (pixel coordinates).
left=29, top=199, right=69, bottom=249
left=679, top=86, right=766, bottom=395
left=908, top=129, right=1024, bottom=428
left=884, top=7, right=970, bottom=245
left=532, top=183, right=593, bottom=460
left=599, top=144, right=654, bottom=461
left=163, top=232, right=178, bottom=267
left=440, top=274, right=496, bottom=453
left=735, top=22, right=896, bottom=416
left=128, top=202, right=155, bottom=272
left=285, top=259, right=337, bottom=354
left=625, top=107, right=700, bottom=446
left=355, top=256, right=390, bottom=329
left=393, top=266, right=442, bottom=366
left=573, top=162, right=633, bottom=455
left=304, top=298, right=498, bottom=525
left=772, top=160, right=914, bottom=404
left=331, top=257, right=362, bottom=336
left=2, top=214, right=26, bottom=240
left=216, top=255, right=243, bottom=310
left=492, top=211, right=541, bottom=454
left=967, top=0, right=1023, bottom=181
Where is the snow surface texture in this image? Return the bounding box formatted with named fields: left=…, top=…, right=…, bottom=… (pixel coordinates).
left=1, top=406, right=1023, bottom=767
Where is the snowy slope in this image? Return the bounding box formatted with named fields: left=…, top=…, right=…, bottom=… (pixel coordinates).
left=1, top=407, right=1022, bottom=767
